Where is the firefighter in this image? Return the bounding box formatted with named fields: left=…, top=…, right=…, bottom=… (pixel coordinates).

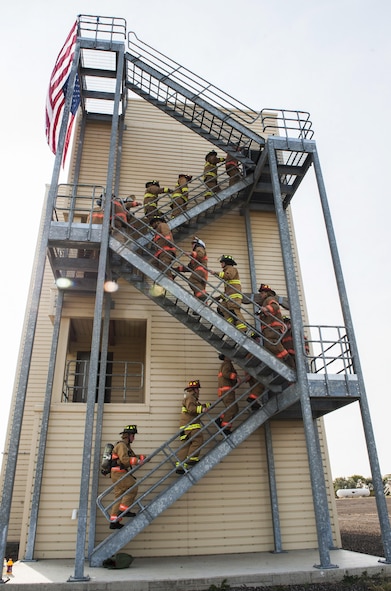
left=112, top=195, right=128, bottom=229
left=150, top=215, right=177, bottom=280
left=214, top=255, right=247, bottom=332
left=203, top=150, right=225, bottom=198
left=216, top=354, right=239, bottom=434
left=123, top=195, right=142, bottom=219
left=257, top=284, right=295, bottom=369
left=109, top=425, right=147, bottom=529
left=176, top=236, right=208, bottom=301
left=143, top=180, right=172, bottom=221
left=170, top=174, right=192, bottom=218
left=88, top=196, right=104, bottom=224
left=282, top=316, right=310, bottom=362
left=243, top=336, right=265, bottom=410
left=112, top=195, right=141, bottom=229
left=225, top=146, right=242, bottom=187
left=282, top=316, right=295, bottom=358
left=176, top=380, right=210, bottom=474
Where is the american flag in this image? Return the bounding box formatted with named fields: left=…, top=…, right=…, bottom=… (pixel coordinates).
left=45, top=20, right=80, bottom=163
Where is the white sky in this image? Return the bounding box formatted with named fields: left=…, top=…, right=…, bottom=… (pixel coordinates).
left=0, top=0, right=390, bottom=480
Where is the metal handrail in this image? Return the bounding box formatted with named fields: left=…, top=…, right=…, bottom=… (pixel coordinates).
left=304, top=325, right=354, bottom=375
left=111, top=212, right=288, bottom=346
left=96, top=379, right=264, bottom=521
left=62, top=360, right=144, bottom=403
left=127, top=31, right=260, bottom=126
left=260, top=108, right=314, bottom=140
left=126, top=32, right=314, bottom=144
left=53, top=183, right=105, bottom=223
left=78, top=14, right=127, bottom=42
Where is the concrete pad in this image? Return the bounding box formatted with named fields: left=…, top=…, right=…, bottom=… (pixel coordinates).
left=3, top=549, right=391, bottom=590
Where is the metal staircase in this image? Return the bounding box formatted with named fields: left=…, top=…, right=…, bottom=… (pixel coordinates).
left=124, top=32, right=314, bottom=211
left=109, top=232, right=295, bottom=385
left=91, top=331, right=358, bottom=565
left=91, top=381, right=300, bottom=566
left=84, top=223, right=361, bottom=565
left=126, top=32, right=265, bottom=164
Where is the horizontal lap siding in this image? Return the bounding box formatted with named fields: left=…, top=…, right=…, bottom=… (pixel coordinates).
left=9, top=98, right=337, bottom=558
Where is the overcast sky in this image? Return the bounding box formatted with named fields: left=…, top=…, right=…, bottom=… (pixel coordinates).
left=1, top=0, right=390, bottom=480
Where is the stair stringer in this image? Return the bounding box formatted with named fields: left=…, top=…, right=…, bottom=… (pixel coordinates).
left=90, top=382, right=300, bottom=566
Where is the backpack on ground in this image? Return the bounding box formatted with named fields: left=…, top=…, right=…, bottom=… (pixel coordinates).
left=102, top=552, right=134, bottom=569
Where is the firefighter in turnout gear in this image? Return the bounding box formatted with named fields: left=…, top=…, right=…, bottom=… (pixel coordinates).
left=112, top=196, right=129, bottom=229
left=282, top=316, right=310, bottom=364
left=281, top=316, right=295, bottom=358
left=243, top=336, right=265, bottom=410
left=112, top=195, right=142, bottom=231
left=257, top=284, right=295, bottom=369
left=150, top=215, right=177, bottom=280
left=176, top=380, right=210, bottom=474
left=225, top=146, right=242, bottom=187
left=143, top=180, right=172, bottom=221
left=109, top=425, right=147, bottom=530
left=203, top=150, right=225, bottom=198
left=216, top=354, right=239, bottom=434
left=170, top=174, right=192, bottom=218
left=88, top=196, right=104, bottom=224
left=176, top=236, right=208, bottom=301
left=214, top=255, right=247, bottom=332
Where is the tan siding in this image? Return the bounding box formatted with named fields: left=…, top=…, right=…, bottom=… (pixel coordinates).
left=6, top=98, right=339, bottom=559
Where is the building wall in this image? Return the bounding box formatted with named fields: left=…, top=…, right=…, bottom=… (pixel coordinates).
left=4, top=98, right=339, bottom=559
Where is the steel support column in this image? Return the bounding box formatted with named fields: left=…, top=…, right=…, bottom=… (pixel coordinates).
left=268, top=138, right=337, bottom=569
left=24, top=290, right=64, bottom=560
left=264, top=422, right=284, bottom=553
left=69, top=45, right=125, bottom=583
left=312, top=148, right=391, bottom=563
left=88, top=295, right=112, bottom=559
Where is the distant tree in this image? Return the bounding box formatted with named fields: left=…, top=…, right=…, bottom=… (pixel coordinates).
left=333, top=474, right=371, bottom=494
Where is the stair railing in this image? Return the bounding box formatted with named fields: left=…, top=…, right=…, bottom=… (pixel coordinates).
left=304, top=325, right=354, bottom=375
left=260, top=108, right=314, bottom=141
left=110, top=212, right=290, bottom=347
left=96, top=379, right=272, bottom=522
left=109, top=164, right=254, bottom=247
left=127, top=32, right=261, bottom=126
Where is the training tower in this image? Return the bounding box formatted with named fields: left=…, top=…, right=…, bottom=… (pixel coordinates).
left=1, top=15, right=390, bottom=582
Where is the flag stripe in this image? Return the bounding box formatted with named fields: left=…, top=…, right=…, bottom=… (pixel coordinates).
left=45, top=20, right=80, bottom=161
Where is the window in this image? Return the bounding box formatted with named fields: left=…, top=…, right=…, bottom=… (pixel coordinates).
left=62, top=318, right=146, bottom=403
